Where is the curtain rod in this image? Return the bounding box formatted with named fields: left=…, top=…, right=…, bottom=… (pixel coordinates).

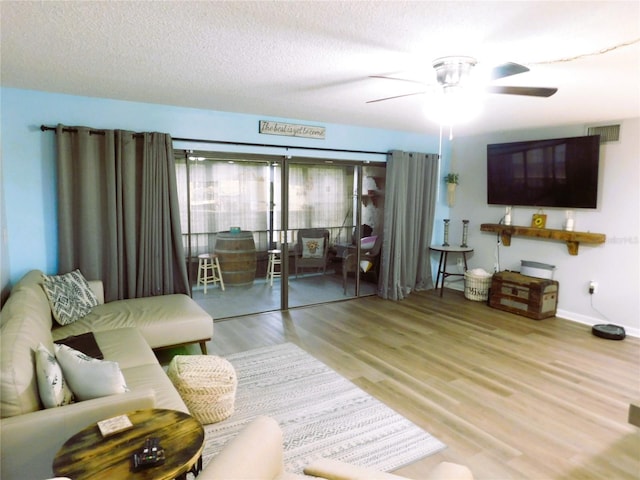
left=41, top=125, right=105, bottom=135
left=40, top=125, right=388, bottom=156
left=40, top=125, right=146, bottom=138
left=172, top=136, right=388, bottom=156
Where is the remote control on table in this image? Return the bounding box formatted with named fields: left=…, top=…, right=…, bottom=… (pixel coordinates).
left=131, top=437, right=165, bottom=471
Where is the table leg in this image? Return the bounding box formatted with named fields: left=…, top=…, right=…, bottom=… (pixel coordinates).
left=439, top=251, right=449, bottom=297
left=435, top=251, right=444, bottom=293
left=188, top=455, right=202, bottom=477
left=463, top=252, right=469, bottom=271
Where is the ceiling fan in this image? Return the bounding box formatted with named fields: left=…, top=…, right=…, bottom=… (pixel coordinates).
left=367, top=56, right=558, bottom=104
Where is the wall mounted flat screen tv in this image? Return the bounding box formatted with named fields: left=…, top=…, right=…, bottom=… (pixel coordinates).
left=487, top=134, right=600, bottom=209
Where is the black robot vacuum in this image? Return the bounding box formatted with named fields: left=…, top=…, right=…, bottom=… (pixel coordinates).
left=592, top=324, right=626, bottom=340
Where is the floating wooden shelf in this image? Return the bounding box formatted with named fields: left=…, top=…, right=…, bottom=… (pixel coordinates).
left=480, top=223, right=606, bottom=255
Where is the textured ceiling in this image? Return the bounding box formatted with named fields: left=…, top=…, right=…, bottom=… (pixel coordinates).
left=1, top=1, right=639, bottom=136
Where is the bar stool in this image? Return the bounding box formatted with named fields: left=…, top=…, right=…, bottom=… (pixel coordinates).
left=265, top=249, right=281, bottom=286
left=197, top=253, right=225, bottom=293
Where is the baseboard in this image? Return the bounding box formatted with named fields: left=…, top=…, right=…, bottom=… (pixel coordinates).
left=440, top=281, right=639, bottom=338
left=556, top=309, right=639, bottom=338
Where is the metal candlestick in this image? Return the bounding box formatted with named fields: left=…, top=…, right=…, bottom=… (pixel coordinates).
left=442, top=219, right=450, bottom=246
left=461, top=219, right=469, bottom=247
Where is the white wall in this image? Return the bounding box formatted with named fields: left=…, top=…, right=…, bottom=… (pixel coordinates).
left=447, top=118, right=640, bottom=336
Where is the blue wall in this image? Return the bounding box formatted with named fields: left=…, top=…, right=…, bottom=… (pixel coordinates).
left=1, top=87, right=451, bottom=285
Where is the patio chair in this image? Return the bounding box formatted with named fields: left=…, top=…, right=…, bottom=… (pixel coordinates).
left=342, top=235, right=382, bottom=294
left=294, top=228, right=330, bottom=277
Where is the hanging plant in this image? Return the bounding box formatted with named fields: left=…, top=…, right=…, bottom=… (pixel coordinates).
left=444, top=173, right=459, bottom=184
left=445, top=173, right=459, bottom=206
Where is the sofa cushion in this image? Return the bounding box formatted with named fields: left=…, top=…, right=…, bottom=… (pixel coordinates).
left=42, top=270, right=98, bottom=326
left=34, top=343, right=75, bottom=408
left=122, top=364, right=188, bottom=413
left=1, top=270, right=56, bottom=418
left=93, top=327, right=189, bottom=413
left=91, top=328, right=159, bottom=370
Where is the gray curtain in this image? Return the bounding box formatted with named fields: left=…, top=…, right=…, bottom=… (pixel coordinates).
left=378, top=150, right=438, bottom=300
left=56, top=125, right=189, bottom=302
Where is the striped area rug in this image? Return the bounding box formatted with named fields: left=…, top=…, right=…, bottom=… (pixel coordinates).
left=200, top=342, right=446, bottom=474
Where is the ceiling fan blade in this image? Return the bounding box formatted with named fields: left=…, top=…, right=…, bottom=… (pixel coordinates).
left=486, top=85, right=558, bottom=97
left=369, top=75, right=425, bottom=85
left=366, top=91, right=426, bottom=104
left=490, top=62, right=530, bottom=80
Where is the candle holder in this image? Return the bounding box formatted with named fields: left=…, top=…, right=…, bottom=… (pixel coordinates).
left=461, top=219, right=469, bottom=247
left=442, top=219, right=450, bottom=246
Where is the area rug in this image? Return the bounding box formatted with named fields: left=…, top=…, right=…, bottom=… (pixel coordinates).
left=200, top=342, right=446, bottom=474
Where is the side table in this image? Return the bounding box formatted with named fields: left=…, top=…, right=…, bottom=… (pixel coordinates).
left=429, top=245, right=473, bottom=297
left=53, top=408, right=204, bottom=480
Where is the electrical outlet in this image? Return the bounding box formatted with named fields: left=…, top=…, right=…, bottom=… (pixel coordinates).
left=589, top=281, right=598, bottom=294
left=457, top=258, right=464, bottom=269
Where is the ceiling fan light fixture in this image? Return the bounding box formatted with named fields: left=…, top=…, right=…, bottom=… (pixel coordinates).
left=432, top=56, right=478, bottom=87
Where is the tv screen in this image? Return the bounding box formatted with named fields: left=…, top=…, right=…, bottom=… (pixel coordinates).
left=487, top=135, right=600, bottom=209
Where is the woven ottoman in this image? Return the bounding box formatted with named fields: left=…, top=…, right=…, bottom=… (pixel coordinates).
left=167, top=355, right=237, bottom=424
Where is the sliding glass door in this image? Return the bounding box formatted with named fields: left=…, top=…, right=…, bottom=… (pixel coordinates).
left=174, top=150, right=384, bottom=319
left=282, top=159, right=358, bottom=308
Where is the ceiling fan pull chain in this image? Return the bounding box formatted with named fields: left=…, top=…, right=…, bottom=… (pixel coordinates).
left=438, top=124, right=443, bottom=162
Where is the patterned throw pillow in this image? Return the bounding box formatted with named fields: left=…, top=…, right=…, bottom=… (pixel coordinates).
left=42, top=270, right=98, bottom=326
left=301, top=237, right=325, bottom=258
left=34, top=343, right=75, bottom=408
left=55, top=343, right=128, bottom=401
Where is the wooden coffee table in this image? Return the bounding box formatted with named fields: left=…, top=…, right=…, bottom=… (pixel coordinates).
left=53, top=408, right=204, bottom=480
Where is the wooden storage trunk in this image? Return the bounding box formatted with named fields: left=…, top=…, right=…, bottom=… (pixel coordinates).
left=489, top=271, right=559, bottom=320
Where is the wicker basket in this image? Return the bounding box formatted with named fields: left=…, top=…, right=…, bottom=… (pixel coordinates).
left=167, top=355, right=237, bottom=424
left=464, top=271, right=492, bottom=301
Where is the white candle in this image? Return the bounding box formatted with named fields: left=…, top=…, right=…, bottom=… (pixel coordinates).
left=564, top=210, right=575, bottom=231
left=565, top=218, right=574, bottom=231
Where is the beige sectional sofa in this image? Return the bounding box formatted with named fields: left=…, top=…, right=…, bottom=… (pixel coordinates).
left=0, top=269, right=213, bottom=480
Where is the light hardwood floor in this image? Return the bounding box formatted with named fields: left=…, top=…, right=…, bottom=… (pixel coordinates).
left=202, top=289, right=640, bottom=480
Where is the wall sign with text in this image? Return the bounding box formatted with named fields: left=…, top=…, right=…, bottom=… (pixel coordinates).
left=259, top=121, right=326, bottom=139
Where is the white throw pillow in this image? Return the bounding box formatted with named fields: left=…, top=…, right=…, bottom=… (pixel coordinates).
left=55, top=343, right=128, bottom=401
left=42, top=270, right=98, bottom=326
left=301, top=237, right=325, bottom=258
left=34, top=343, right=75, bottom=408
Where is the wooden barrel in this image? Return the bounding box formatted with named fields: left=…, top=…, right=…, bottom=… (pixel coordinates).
left=215, top=231, right=257, bottom=286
